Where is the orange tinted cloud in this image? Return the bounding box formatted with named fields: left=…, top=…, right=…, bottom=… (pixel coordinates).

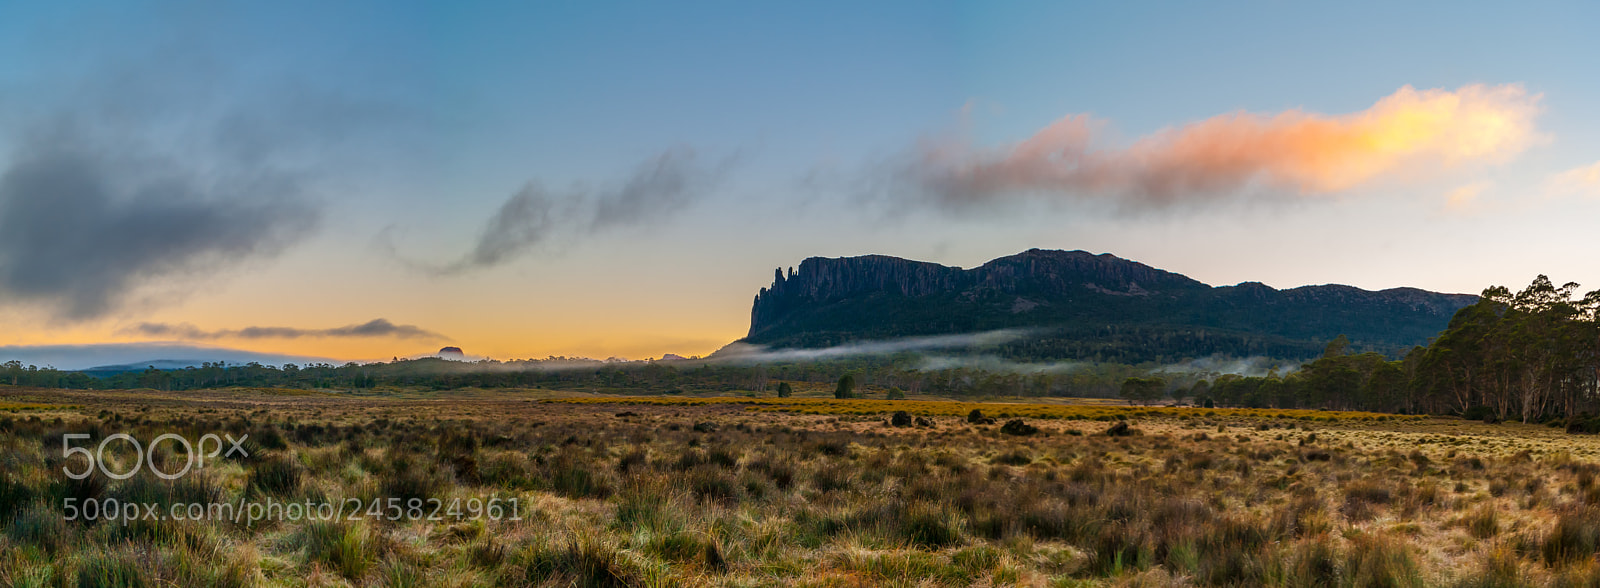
left=912, top=84, right=1542, bottom=207
left=1549, top=160, right=1600, bottom=197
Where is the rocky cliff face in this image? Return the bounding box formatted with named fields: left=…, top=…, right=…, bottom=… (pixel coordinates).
left=745, top=249, right=1478, bottom=361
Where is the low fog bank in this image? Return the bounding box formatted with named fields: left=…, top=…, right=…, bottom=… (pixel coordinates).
left=1151, top=356, right=1301, bottom=379
left=707, top=329, right=1033, bottom=364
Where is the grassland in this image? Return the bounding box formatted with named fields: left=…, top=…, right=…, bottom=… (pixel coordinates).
left=5, top=385, right=1600, bottom=586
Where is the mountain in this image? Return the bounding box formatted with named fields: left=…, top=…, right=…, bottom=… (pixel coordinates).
left=0, top=343, right=334, bottom=372
left=743, top=249, right=1478, bottom=363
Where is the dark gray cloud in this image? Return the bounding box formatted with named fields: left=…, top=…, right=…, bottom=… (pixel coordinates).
left=0, top=129, right=317, bottom=320
left=123, top=318, right=447, bottom=341
left=401, top=147, right=721, bottom=274
left=0, top=41, right=415, bottom=322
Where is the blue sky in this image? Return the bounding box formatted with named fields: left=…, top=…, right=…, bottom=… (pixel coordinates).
left=2, top=1, right=1599, bottom=366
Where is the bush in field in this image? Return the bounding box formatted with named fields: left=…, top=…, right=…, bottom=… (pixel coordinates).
left=890, top=411, right=913, bottom=427
left=1000, top=419, right=1038, bottom=436
left=834, top=374, right=855, bottom=399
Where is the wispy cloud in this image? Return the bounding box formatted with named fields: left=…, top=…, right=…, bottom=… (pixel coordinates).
left=888, top=84, right=1542, bottom=211
left=122, top=318, right=448, bottom=341
left=391, top=147, right=726, bottom=274
left=1548, top=160, right=1600, bottom=198
left=1443, top=181, right=1492, bottom=214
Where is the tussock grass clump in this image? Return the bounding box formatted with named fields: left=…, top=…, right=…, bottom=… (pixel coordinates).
left=1465, top=505, right=1501, bottom=539
left=900, top=504, right=966, bottom=548
left=1344, top=533, right=1425, bottom=588
left=301, top=520, right=372, bottom=581
left=991, top=448, right=1033, bottom=466
left=811, top=463, right=853, bottom=494
left=247, top=453, right=304, bottom=496
left=686, top=466, right=740, bottom=503
left=6, top=503, right=67, bottom=552
left=1544, top=509, right=1600, bottom=566
left=1342, top=481, right=1394, bottom=523
left=75, top=547, right=153, bottom=588
left=516, top=535, right=649, bottom=588
left=380, top=455, right=453, bottom=501
left=1282, top=535, right=1340, bottom=587
left=1457, top=545, right=1532, bottom=588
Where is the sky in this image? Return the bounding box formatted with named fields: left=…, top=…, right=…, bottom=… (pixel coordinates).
left=3, top=1, right=1600, bottom=368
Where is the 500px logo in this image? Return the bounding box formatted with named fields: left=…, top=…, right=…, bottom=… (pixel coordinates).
left=61, top=433, right=249, bottom=480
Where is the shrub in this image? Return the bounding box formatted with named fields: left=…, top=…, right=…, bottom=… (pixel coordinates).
left=1000, top=419, right=1039, bottom=436
left=890, top=411, right=913, bottom=427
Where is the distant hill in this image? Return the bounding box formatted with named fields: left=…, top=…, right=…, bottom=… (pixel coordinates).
left=0, top=342, right=334, bottom=372
left=743, top=249, right=1477, bottom=363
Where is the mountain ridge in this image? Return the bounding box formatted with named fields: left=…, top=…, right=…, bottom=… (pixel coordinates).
left=744, top=249, right=1477, bottom=362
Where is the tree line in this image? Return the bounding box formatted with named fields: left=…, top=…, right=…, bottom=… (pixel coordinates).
left=8, top=275, right=1600, bottom=422
left=1130, top=276, right=1600, bottom=424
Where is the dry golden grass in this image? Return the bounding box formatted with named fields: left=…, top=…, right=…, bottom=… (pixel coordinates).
left=549, top=394, right=1420, bottom=422
left=4, top=385, right=1600, bottom=586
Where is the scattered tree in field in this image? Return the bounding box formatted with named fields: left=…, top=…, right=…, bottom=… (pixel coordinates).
left=835, top=374, right=855, bottom=399
left=886, top=387, right=906, bottom=400
left=1120, top=377, right=1166, bottom=405
left=776, top=382, right=792, bottom=398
